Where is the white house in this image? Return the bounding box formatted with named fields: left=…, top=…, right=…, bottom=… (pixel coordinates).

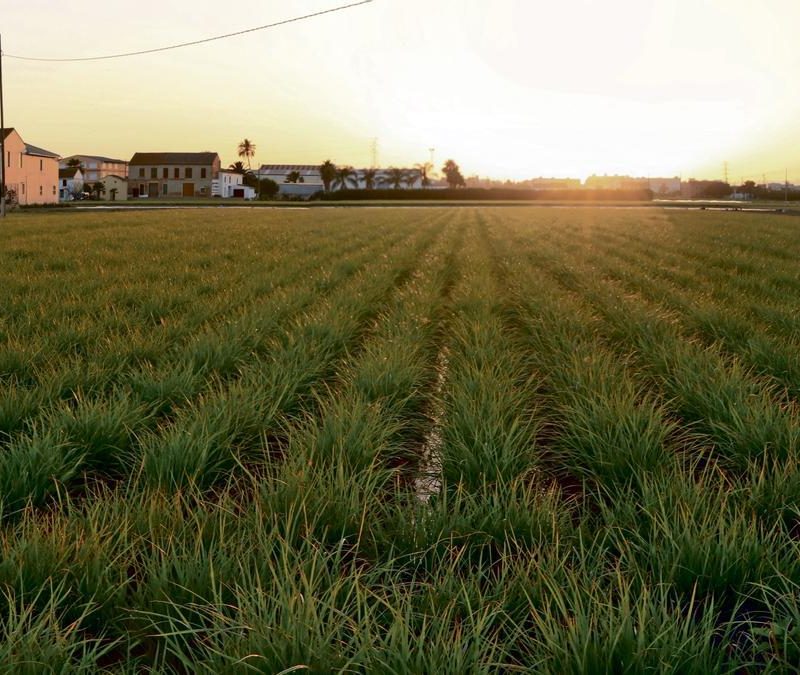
left=59, top=167, right=84, bottom=201
left=212, top=170, right=255, bottom=198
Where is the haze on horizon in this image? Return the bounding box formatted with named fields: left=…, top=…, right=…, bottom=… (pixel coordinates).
left=4, top=0, right=800, bottom=183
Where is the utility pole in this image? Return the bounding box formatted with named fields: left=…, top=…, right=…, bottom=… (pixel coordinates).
left=785, top=169, right=789, bottom=204
left=428, top=147, right=435, bottom=169
left=0, top=34, right=6, bottom=219
left=723, top=161, right=729, bottom=185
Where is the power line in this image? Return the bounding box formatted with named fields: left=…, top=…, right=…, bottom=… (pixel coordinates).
left=2, top=1, right=373, bottom=62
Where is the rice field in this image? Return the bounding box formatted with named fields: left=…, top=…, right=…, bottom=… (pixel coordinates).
left=1, top=205, right=800, bottom=672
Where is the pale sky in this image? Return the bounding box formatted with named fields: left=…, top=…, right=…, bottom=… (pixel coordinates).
left=4, top=0, right=800, bottom=182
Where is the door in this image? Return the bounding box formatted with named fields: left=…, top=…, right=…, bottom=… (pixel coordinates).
left=182, top=183, right=194, bottom=197
left=233, top=188, right=244, bottom=198
left=148, top=182, right=159, bottom=198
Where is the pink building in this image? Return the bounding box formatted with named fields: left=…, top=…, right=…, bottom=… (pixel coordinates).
left=1, top=128, right=60, bottom=205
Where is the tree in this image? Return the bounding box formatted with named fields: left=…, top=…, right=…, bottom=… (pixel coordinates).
left=381, top=167, right=409, bottom=190
left=360, top=168, right=379, bottom=190
left=228, top=161, right=246, bottom=174
left=237, top=139, right=256, bottom=171
left=415, top=162, right=433, bottom=188
left=66, top=158, right=83, bottom=170
left=319, top=160, right=337, bottom=192
left=334, top=166, right=359, bottom=191
left=259, top=178, right=280, bottom=200
left=442, top=160, right=466, bottom=188
left=91, top=182, right=105, bottom=200
left=285, top=170, right=304, bottom=184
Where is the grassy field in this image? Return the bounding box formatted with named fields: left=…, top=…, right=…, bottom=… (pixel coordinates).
left=1, top=206, right=800, bottom=672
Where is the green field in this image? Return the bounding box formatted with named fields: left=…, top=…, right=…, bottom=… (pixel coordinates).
left=2, top=206, right=800, bottom=672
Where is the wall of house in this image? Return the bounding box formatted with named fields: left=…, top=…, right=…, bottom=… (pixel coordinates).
left=2, top=131, right=59, bottom=205
left=128, top=163, right=218, bottom=197
left=100, top=176, right=128, bottom=201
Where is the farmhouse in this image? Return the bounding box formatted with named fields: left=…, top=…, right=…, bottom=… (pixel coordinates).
left=128, top=152, right=221, bottom=198
left=59, top=167, right=84, bottom=201
left=100, top=174, right=128, bottom=201
left=1, top=128, right=60, bottom=205
left=60, top=154, right=129, bottom=182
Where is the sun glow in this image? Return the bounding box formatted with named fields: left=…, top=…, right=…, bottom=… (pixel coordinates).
left=5, top=0, right=800, bottom=181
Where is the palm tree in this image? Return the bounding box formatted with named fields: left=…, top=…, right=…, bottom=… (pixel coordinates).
left=66, top=158, right=84, bottom=170
left=319, top=160, right=337, bottom=192
left=228, top=161, right=246, bottom=174
left=381, top=167, right=408, bottom=190
left=237, top=139, right=256, bottom=171
left=334, top=166, right=359, bottom=191
left=91, top=182, right=105, bottom=200
left=285, top=170, right=304, bottom=184
left=360, top=168, right=379, bottom=190
left=415, top=162, right=433, bottom=188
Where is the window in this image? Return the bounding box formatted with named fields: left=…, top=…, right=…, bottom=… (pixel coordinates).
left=139, top=168, right=145, bottom=178
left=163, top=167, right=168, bottom=179
left=53, top=186, right=56, bottom=195
left=21, top=184, right=25, bottom=194
left=150, top=168, right=157, bottom=179
left=40, top=159, right=43, bottom=171
left=174, top=168, right=179, bottom=179
left=201, top=168, right=207, bottom=179
left=39, top=185, right=42, bottom=196
left=162, top=184, right=168, bottom=195
left=139, top=184, right=145, bottom=193
left=185, top=168, right=193, bottom=179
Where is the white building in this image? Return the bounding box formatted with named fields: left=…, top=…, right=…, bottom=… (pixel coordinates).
left=212, top=170, right=255, bottom=198
left=253, top=164, right=324, bottom=198
left=59, top=167, right=84, bottom=201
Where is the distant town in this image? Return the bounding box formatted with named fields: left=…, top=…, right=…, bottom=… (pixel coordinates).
left=2, top=127, right=798, bottom=206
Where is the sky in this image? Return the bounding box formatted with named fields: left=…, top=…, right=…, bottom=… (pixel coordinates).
left=4, top=0, right=800, bottom=182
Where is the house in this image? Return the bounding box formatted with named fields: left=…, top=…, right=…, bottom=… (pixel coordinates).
left=212, top=170, right=255, bottom=198
left=1, top=128, right=60, bottom=205
left=60, top=155, right=129, bottom=182
left=100, top=174, right=128, bottom=201
left=128, top=152, right=221, bottom=198
left=647, top=177, right=681, bottom=196
left=59, top=167, right=84, bottom=201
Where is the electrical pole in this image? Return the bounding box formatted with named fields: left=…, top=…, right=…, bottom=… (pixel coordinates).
left=723, top=161, right=729, bottom=185
left=0, top=34, right=6, bottom=219
left=785, top=169, right=789, bottom=204
left=370, top=137, right=378, bottom=169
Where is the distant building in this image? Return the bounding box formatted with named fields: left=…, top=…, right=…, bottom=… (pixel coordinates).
left=523, top=177, right=582, bottom=190
left=59, top=167, right=84, bottom=201
left=1, top=128, right=60, bottom=205
left=128, top=152, right=221, bottom=198
left=100, top=174, right=128, bottom=201
left=647, top=177, right=681, bottom=196
left=60, top=154, right=129, bottom=182
left=254, top=164, right=324, bottom=198
left=584, top=175, right=649, bottom=190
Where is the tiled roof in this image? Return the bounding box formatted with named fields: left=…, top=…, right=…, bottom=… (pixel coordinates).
left=259, top=164, right=321, bottom=172
left=25, top=143, right=60, bottom=159
left=130, top=152, right=219, bottom=166
left=59, top=168, right=81, bottom=179
left=65, top=154, right=128, bottom=164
